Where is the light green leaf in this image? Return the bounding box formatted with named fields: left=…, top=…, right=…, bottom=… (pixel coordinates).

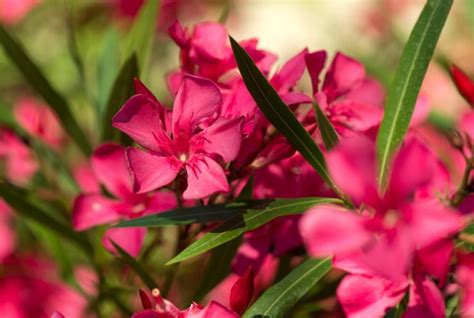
left=0, top=24, right=92, bottom=155
left=376, top=0, right=453, bottom=188
left=123, top=0, right=160, bottom=72
left=101, top=54, right=138, bottom=142
left=167, top=197, right=342, bottom=265
left=313, top=102, right=339, bottom=150
left=243, top=258, right=332, bottom=318
left=230, top=37, right=338, bottom=194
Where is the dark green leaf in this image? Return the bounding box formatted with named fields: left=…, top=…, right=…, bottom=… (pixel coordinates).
left=0, top=24, right=92, bottom=155
left=230, top=37, right=338, bottom=193
left=194, top=237, right=242, bottom=301
left=243, top=258, right=332, bottom=318
left=101, top=54, right=138, bottom=142
left=313, top=102, right=339, bottom=150
left=0, top=181, right=92, bottom=255
left=123, top=0, right=160, bottom=72
left=111, top=241, right=158, bottom=290
left=376, top=0, right=453, bottom=188
left=115, top=201, right=258, bottom=228
left=167, top=197, right=342, bottom=265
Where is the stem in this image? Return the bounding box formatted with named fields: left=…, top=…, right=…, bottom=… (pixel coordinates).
left=451, top=158, right=473, bottom=206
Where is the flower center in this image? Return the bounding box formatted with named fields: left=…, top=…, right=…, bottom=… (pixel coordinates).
left=383, top=210, right=399, bottom=229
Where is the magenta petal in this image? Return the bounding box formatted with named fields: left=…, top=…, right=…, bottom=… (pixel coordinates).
left=408, top=201, right=463, bottom=249
left=326, top=135, right=378, bottom=205
left=103, top=227, right=146, bottom=257
left=92, top=143, right=133, bottom=198
left=417, top=239, right=453, bottom=284
left=0, top=217, right=14, bottom=262
left=172, top=75, right=222, bottom=134
left=323, top=52, right=365, bottom=101
left=299, top=205, right=371, bottom=257
left=113, top=94, right=169, bottom=153
left=197, top=117, right=243, bottom=162
left=72, top=194, right=122, bottom=230
left=404, top=277, right=445, bottom=318
left=195, top=301, right=239, bottom=318
left=271, top=48, right=309, bottom=92
left=183, top=156, right=229, bottom=200
left=190, top=22, right=230, bottom=61
left=127, top=148, right=181, bottom=194
left=337, top=274, right=408, bottom=318
left=280, top=92, right=312, bottom=106
left=305, top=50, right=327, bottom=94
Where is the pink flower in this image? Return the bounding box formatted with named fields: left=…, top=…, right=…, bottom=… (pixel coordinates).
left=457, top=252, right=474, bottom=317
left=0, top=128, right=38, bottom=185
left=72, top=143, right=176, bottom=256
left=0, top=256, right=89, bottom=318
left=300, top=135, right=463, bottom=279
left=305, top=51, right=384, bottom=135
left=0, top=0, right=40, bottom=25
left=133, top=288, right=239, bottom=318
left=113, top=76, right=243, bottom=200
left=14, top=98, right=63, bottom=149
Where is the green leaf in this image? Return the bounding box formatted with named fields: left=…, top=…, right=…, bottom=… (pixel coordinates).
left=0, top=24, right=92, bottom=155
left=376, top=0, right=453, bottom=188
left=97, top=29, right=120, bottom=119
left=115, top=201, right=260, bottom=228
left=167, top=197, right=342, bottom=265
left=101, top=54, right=138, bottom=142
left=111, top=241, right=158, bottom=290
left=0, top=181, right=92, bottom=255
left=243, top=258, right=332, bottom=318
left=313, top=102, right=339, bottom=150
left=229, top=37, right=338, bottom=193
left=194, top=237, right=242, bottom=301
left=123, top=0, right=160, bottom=72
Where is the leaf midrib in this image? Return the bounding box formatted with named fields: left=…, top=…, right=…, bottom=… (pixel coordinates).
left=377, top=0, right=441, bottom=185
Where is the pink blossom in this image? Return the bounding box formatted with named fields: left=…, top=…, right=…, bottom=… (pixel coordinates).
left=0, top=0, right=40, bottom=25
left=113, top=76, right=243, bottom=200
left=0, top=128, right=38, bottom=185
left=133, top=288, right=239, bottom=318
left=0, top=256, right=89, bottom=318
left=72, top=143, right=176, bottom=256
left=14, top=98, right=63, bottom=149
left=300, top=135, right=463, bottom=279
left=450, top=64, right=474, bottom=107
left=305, top=51, right=384, bottom=136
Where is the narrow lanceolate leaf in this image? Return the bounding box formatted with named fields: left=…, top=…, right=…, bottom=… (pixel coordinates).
left=0, top=24, right=92, bottom=155
left=111, top=241, right=158, bottom=290
left=123, top=0, right=160, bottom=72
left=0, top=182, right=92, bottom=254
left=243, top=258, right=332, bottom=318
left=167, top=198, right=342, bottom=265
left=313, top=102, right=339, bottom=150
left=101, top=54, right=138, bottom=142
left=230, top=37, right=336, bottom=192
left=115, top=201, right=259, bottom=228
left=376, top=0, right=453, bottom=188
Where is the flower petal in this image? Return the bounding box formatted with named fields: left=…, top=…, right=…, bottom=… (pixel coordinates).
left=337, top=274, right=407, bottom=318
left=72, top=194, right=121, bottom=230
left=113, top=94, right=169, bottom=153
left=172, top=75, right=222, bottom=134
left=183, top=156, right=229, bottom=200
left=103, top=227, right=147, bottom=257
left=305, top=50, right=327, bottom=94
left=300, top=204, right=371, bottom=257
left=127, top=148, right=181, bottom=194
left=271, top=48, right=308, bottom=92
left=92, top=143, right=133, bottom=198
left=196, top=117, right=243, bottom=162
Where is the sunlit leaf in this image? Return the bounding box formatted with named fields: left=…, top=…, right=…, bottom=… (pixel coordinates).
left=243, top=258, right=332, bottom=318
left=376, top=0, right=453, bottom=188
left=167, top=197, right=342, bottom=265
